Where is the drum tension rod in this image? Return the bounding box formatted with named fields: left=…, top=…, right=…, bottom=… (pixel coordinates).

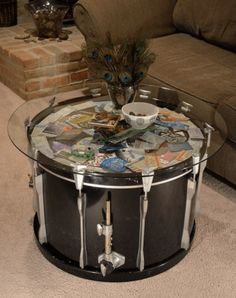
left=97, top=193, right=125, bottom=277
left=136, top=170, right=154, bottom=272
left=194, top=122, right=214, bottom=213
left=73, top=165, right=88, bottom=269
left=25, top=117, right=33, bottom=189
left=181, top=154, right=199, bottom=250
left=31, top=148, right=47, bottom=245
left=181, top=123, right=214, bottom=250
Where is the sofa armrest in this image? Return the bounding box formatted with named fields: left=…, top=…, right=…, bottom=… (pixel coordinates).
left=73, top=0, right=177, bottom=44
left=216, top=97, right=236, bottom=143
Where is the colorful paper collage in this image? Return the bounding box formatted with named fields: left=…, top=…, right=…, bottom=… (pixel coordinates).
left=31, top=101, right=205, bottom=173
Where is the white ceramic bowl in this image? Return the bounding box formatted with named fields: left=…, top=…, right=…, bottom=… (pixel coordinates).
left=122, top=102, right=159, bottom=129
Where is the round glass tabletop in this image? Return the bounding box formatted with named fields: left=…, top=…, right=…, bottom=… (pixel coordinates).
left=8, top=82, right=227, bottom=180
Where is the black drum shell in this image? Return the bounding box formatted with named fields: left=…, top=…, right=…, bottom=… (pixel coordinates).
left=39, top=167, right=194, bottom=271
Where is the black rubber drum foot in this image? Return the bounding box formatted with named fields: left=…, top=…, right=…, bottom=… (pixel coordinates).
left=34, top=215, right=196, bottom=282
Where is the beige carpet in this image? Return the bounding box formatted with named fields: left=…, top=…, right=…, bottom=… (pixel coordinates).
left=0, top=82, right=236, bottom=298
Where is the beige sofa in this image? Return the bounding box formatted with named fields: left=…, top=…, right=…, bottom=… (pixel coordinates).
left=74, top=0, right=236, bottom=185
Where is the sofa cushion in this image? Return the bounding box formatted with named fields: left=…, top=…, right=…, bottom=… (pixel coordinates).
left=148, top=33, right=236, bottom=106
left=173, top=0, right=236, bottom=52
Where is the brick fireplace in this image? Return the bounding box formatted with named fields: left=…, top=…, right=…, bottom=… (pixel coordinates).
left=0, top=2, right=88, bottom=100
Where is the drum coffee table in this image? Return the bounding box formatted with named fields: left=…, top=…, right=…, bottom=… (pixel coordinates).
left=8, top=83, right=226, bottom=282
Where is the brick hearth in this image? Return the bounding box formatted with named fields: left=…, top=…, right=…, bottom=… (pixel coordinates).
left=0, top=23, right=88, bottom=100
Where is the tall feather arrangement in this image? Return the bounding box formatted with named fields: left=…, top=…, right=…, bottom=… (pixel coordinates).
left=82, top=34, right=156, bottom=87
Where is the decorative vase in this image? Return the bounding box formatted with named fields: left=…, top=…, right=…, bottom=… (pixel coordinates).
left=107, top=84, right=138, bottom=110
left=25, top=0, right=69, bottom=38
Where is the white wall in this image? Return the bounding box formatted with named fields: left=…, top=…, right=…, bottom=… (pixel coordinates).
left=17, top=0, right=31, bottom=23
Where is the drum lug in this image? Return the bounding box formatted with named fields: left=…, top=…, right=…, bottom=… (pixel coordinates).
left=28, top=174, right=33, bottom=188
left=136, top=171, right=154, bottom=271
left=74, top=165, right=87, bottom=197
left=48, top=96, right=57, bottom=108
left=204, top=122, right=214, bottom=148
left=142, top=170, right=155, bottom=195
left=24, top=116, right=31, bottom=132
left=180, top=101, right=193, bottom=113
left=97, top=198, right=125, bottom=277
left=73, top=165, right=88, bottom=269
left=138, top=88, right=151, bottom=99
